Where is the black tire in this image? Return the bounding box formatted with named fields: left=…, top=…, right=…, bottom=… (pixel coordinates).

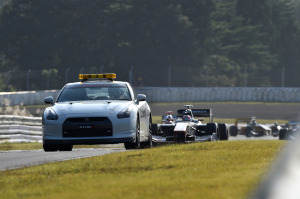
left=141, top=117, right=153, bottom=148
left=279, top=129, right=288, bottom=140
left=124, top=118, right=140, bottom=150
left=152, top=123, right=159, bottom=135
left=59, top=145, right=73, bottom=151
left=205, top=123, right=218, bottom=137
left=218, top=123, right=229, bottom=140
left=43, top=144, right=58, bottom=152
left=229, top=126, right=238, bottom=136
left=271, top=126, right=279, bottom=137
left=245, top=126, right=252, bottom=137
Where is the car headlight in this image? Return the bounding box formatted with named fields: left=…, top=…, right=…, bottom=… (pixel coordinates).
left=117, top=106, right=133, bottom=119
left=45, top=109, right=58, bottom=120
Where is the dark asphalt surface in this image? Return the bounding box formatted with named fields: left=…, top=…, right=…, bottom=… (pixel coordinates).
left=149, top=102, right=300, bottom=120
left=0, top=146, right=125, bottom=171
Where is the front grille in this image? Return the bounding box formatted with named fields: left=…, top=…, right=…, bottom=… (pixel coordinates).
left=62, top=117, right=112, bottom=137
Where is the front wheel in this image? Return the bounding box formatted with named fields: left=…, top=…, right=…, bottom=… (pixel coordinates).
left=124, top=119, right=141, bottom=150
left=218, top=123, right=229, bottom=140
left=205, top=123, right=219, bottom=140
left=43, top=144, right=58, bottom=152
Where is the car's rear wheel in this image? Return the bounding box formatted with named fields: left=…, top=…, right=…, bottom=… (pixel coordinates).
left=229, top=126, right=238, bottom=136
left=245, top=126, right=252, bottom=137
left=279, top=129, right=287, bottom=140
left=43, top=144, right=58, bottom=152
left=124, top=118, right=140, bottom=150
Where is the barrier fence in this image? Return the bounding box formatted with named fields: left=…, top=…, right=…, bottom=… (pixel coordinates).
left=0, top=87, right=299, bottom=106
left=0, top=115, right=42, bottom=143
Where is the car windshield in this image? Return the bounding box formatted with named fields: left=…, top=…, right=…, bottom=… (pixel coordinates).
left=57, top=83, right=131, bottom=102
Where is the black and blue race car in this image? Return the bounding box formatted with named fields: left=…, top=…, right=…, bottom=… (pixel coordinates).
left=152, top=105, right=229, bottom=144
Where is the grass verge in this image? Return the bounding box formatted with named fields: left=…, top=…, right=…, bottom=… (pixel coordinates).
left=0, top=142, right=42, bottom=151
left=0, top=140, right=285, bottom=199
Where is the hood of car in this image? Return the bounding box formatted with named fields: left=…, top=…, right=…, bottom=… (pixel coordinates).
left=52, top=101, right=133, bottom=116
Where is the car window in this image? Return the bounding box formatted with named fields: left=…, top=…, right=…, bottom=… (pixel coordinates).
left=57, top=83, right=131, bottom=102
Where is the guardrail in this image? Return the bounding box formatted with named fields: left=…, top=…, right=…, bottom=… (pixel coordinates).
left=1, top=87, right=300, bottom=106
left=0, top=115, right=42, bottom=143
left=135, top=87, right=300, bottom=102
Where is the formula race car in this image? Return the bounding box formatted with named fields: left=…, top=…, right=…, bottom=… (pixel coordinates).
left=279, top=121, right=300, bottom=140
left=152, top=105, right=229, bottom=144
left=269, top=121, right=282, bottom=137
left=229, top=117, right=271, bottom=137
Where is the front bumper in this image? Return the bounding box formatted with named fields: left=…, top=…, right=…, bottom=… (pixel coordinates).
left=43, top=137, right=135, bottom=145
left=43, top=114, right=137, bottom=145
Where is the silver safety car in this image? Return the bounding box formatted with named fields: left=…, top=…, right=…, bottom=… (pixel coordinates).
left=42, top=73, right=152, bottom=151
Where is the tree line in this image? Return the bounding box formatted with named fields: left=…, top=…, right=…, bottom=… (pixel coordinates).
left=0, top=0, right=299, bottom=91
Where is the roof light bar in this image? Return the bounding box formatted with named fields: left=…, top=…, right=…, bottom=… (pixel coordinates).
left=79, top=73, right=116, bottom=80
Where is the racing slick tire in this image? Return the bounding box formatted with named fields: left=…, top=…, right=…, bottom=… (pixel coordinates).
left=205, top=123, right=219, bottom=140
left=124, top=118, right=141, bottom=150
left=43, top=144, right=59, bottom=152
left=245, top=126, right=252, bottom=137
left=279, top=129, right=288, bottom=140
left=151, top=123, right=159, bottom=135
left=229, top=126, right=238, bottom=136
left=218, top=123, right=229, bottom=140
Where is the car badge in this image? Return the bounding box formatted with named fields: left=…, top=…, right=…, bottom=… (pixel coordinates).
left=85, top=118, right=89, bottom=122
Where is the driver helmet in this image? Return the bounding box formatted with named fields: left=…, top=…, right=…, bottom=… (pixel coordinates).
left=274, top=121, right=278, bottom=126
left=184, top=109, right=192, bottom=116
left=165, top=115, right=173, bottom=124
left=250, top=117, right=257, bottom=126
left=182, top=115, right=192, bottom=121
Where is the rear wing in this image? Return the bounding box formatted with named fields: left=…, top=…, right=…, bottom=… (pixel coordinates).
left=177, top=109, right=213, bottom=122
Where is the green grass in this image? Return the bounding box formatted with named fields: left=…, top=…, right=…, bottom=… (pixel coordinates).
left=0, top=142, right=42, bottom=151
left=0, top=140, right=285, bottom=199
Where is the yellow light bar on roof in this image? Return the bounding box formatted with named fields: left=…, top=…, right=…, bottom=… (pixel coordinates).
left=79, top=73, right=116, bottom=80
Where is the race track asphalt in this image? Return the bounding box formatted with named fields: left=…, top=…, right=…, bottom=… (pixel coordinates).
left=149, top=102, right=300, bottom=121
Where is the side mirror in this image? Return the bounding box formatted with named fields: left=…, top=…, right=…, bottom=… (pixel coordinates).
left=44, top=96, right=54, bottom=106
left=136, top=94, right=146, bottom=104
